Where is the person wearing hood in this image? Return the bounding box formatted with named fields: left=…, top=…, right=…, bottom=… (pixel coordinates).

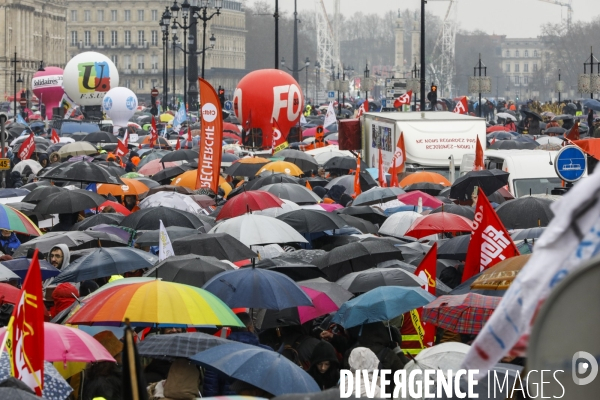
left=0, top=229, right=20, bottom=256
left=49, top=152, right=61, bottom=165
left=340, top=347, right=382, bottom=398
left=125, top=161, right=137, bottom=173
left=38, top=153, right=49, bottom=168
left=148, top=358, right=200, bottom=400
left=9, top=171, right=22, bottom=188
left=308, top=341, right=340, bottom=390
left=47, top=244, right=70, bottom=270
left=50, top=283, right=78, bottom=317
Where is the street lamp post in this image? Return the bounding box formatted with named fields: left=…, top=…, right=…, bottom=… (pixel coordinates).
left=160, top=9, right=171, bottom=109
left=473, top=54, right=487, bottom=118
left=419, top=0, right=426, bottom=112
left=558, top=69, right=562, bottom=103
left=583, top=47, right=599, bottom=99
left=364, top=62, right=370, bottom=104
left=314, top=61, right=321, bottom=105
left=412, top=59, right=420, bottom=111
left=10, top=51, right=22, bottom=122
left=281, top=56, right=310, bottom=100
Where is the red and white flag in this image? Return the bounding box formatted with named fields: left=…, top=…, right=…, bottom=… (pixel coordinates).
left=377, top=148, right=386, bottom=187
left=356, top=100, right=369, bottom=118
left=187, top=125, right=193, bottom=142
left=18, top=134, right=36, bottom=161
left=474, top=137, right=485, bottom=171
left=462, top=191, right=519, bottom=282
left=453, top=96, right=468, bottom=114
left=388, top=132, right=406, bottom=174
left=50, top=129, right=60, bottom=144
left=150, top=115, right=158, bottom=148
left=414, top=243, right=438, bottom=347
left=394, top=91, right=412, bottom=108
left=115, top=132, right=129, bottom=157
left=271, top=118, right=288, bottom=155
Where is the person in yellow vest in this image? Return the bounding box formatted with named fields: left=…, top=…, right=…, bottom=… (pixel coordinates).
left=399, top=311, right=427, bottom=356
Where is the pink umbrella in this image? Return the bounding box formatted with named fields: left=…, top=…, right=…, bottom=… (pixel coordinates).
left=397, top=190, right=443, bottom=209
left=138, top=159, right=179, bottom=176
left=0, top=322, right=115, bottom=364
left=302, top=126, right=330, bottom=138
left=318, top=203, right=344, bottom=212
left=297, top=286, right=339, bottom=324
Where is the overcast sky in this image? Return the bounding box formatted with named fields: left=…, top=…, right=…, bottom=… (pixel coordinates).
left=247, top=0, right=598, bottom=38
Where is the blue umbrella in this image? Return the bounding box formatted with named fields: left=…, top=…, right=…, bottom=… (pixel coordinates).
left=0, top=356, right=73, bottom=400
left=331, top=286, right=436, bottom=328
left=202, top=267, right=313, bottom=310
left=0, top=188, right=30, bottom=198
left=2, top=258, right=59, bottom=280
left=190, top=342, right=319, bottom=396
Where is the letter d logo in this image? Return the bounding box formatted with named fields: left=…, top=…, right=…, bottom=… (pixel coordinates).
left=573, top=351, right=598, bottom=385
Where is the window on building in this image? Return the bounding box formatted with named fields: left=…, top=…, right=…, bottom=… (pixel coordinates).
left=151, top=55, right=158, bottom=70
left=138, top=10, right=144, bottom=21
left=98, top=31, right=104, bottom=46
left=151, top=31, right=158, bottom=46
left=71, top=10, right=77, bottom=22
left=515, top=63, right=520, bottom=72
left=125, top=31, right=131, bottom=46
left=534, top=50, right=538, bottom=57
left=524, top=76, right=529, bottom=85
left=524, top=50, right=529, bottom=57
left=125, top=10, right=131, bottom=21
left=137, top=55, right=144, bottom=70
left=111, top=55, right=118, bottom=67
left=111, top=10, right=117, bottom=21
left=505, top=50, right=510, bottom=57
left=111, top=31, right=118, bottom=46
left=84, top=31, right=91, bottom=46
left=138, top=31, right=145, bottom=46
left=515, top=50, right=520, bottom=57
left=515, top=76, right=520, bottom=84
left=71, top=31, right=78, bottom=46
left=533, top=63, right=538, bottom=72
left=152, top=10, right=158, bottom=21
left=506, top=63, right=510, bottom=73
left=125, top=79, right=131, bottom=89
left=124, top=55, right=131, bottom=69
left=138, top=79, right=144, bottom=90
left=524, top=64, right=529, bottom=72
left=84, top=10, right=91, bottom=22
left=98, top=10, right=104, bottom=22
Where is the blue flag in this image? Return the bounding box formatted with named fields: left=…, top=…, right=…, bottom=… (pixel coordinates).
left=172, top=102, right=187, bottom=131
left=16, top=113, right=26, bottom=125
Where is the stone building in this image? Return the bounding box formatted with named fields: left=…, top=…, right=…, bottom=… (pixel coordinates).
left=0, top=0, right=68, bottom=103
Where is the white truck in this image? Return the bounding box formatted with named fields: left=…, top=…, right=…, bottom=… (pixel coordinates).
left=361, top=111, right=486, bottom=177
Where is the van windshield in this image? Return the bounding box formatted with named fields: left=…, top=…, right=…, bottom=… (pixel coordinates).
left=513, top=178, right=562, bottom=197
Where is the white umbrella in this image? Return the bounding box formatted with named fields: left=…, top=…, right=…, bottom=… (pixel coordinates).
left=139, top=191, right=201, bottom=214
left=208, top=214, right=308, bottom=246
left=12, top=159, right=43, bottom=175
left=378, top=211, right=421, bottom=238
left=305, top=145, right=353, bottom=164
left=0, top=263, right=19, bottom=282
left=59, top=137, right=75, bottom=144
left=496, top=112, right=517, bottom=122
left=254, top=199, right=301, bottom=217
left=535, top=136, right=564, bottom=146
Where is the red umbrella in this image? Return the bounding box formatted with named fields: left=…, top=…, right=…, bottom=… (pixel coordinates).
left=216, top=190, right=283, bottom=220
left=422, top=293, right=501, bottom=334
left=223, top=122, right=241, bottom=134
left=398, top=190, right=443, bottom=209
left=302, top=126, right=330, bottom=138
left=138, top=159, right=179, bottom=176
left=98, top=200, right=132, bottom=216
left=0, top=283, right=20, bottom=305
left=223, top=132, right=241, bottom=143
left=404, top=212, right=472, bottom=238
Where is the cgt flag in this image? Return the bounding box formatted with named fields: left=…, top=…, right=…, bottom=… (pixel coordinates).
left=18, top=134, right=36, bottom=160
left=5, top=250, right=45, bottom=395
left=453, top=96, right=468, bottom=114
left=150, top=116, right=158, bottom=148
left=388, top=132, right=406, bottom=174
left=394, top=90, right=412, bottom=108
left=474, top=136, right=485, bottom=171
left=462, top=191, right=519, bottom=282
left=50, top=128, right=60, bottom=144
left=414, top=243, right=438, bottom=348
left=353, top=155, right=362, bottom=197
left=356, top=100, right=369, bottom=118
left=195, top=78, right=223, bottom=194
left=271, top=118, right=289, bottom=155
left=378, top=148, right=386, bottom=188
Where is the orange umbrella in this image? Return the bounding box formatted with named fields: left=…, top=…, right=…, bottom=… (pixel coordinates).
left=470, top=254, right=531, bottom=290
left=400, top=172, right=451, bottom=187
left=256, top=161, right=303, bottom=177
left=172, top=170, right=232, bottom=197
left=96, top=178, right=150, bottom=196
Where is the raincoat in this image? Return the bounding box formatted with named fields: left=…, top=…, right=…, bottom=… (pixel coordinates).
left=0, top=232, right=20, bottom=255
left=341, top=347, right=382, bottom=398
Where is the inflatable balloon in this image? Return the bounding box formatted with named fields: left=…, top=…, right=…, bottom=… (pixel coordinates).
left=63, top=52, right=119, bottom=106
left=32, top=67, right=64, bottom=120
left=102, top=87, right=138, bottom=134
left=233, top=69, right=303, bottom=147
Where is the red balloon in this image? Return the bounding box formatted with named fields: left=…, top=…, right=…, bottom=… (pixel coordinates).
left=233, top=69, right=304, bottom=148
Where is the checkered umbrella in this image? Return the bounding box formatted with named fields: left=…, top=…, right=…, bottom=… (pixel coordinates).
left=421, top=293, right=501, bottom=335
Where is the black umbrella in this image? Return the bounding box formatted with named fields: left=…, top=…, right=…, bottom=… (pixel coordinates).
left=69, top=132, right=90, bottom=141
left=84, top=131, right=119, bottom=144
left=260, top=183, right=320, bottom=204
left=137, top=332, right=229, bottom=359
left=353, top=187, right=405, bottom=206
left=313, top=241, right=403, bottom=281
left=144, top=254, right=234, bottom=287
left=378, top=260, right=453, bottom=296
left=336, top=206, right=387, bottom=225
left=552, top=114, right=574, bottom=121
left=276, top=209, right=346, bottom=233
left=486, top=131, right=515, bottom=141
left=298, top=277, right=354, bottom=306
left=5, top=202, right=52, bottom=222
left=403, top=182, right=445, bottom=195
left=150, top=165, right=194, bottom=184
left=510, top=227, right=546, bottom=241
left=324, top=172, right=378, bottom=195
left=21, top=180, right=52, bottom=191
left=119, top=206, right=206, bottom=230
left=21, top=185, right=64, bottom=204
left=276, top=149, right=319, bottom=172
left=228, top=174, right=300, bottom=199
left=224, top=159, right=269, bottom=177
left=95, top=161, right=126, bottom=177
left=135, top=226, right=198, bottom=246
left=337, top=214, right=379, bottom=234
left=495, top=197, right=554, bottom=229
left=39, top=161, right=124, bottom=184
left=12, top=231, right=118, bottom=257
left=255, top=258, right=327, bottom=281
left=133, top=177, right=162, bottom=189
left=172, top=232, right=257, bottom=262
left=489, top=140, right=538, bottom=150
left=322, top=156, right=366, bottom=171
left=430, top=204, right=475, bottom=220
left=521, top=109, right=543, bottom=121
left=311, top=235, right=360, bottom=251
left=72, top=213, right=125, bottom=230
left=450, top=169, right=509, bottom=200
left=299, top=176, right=329, bottom=188
left=395, top=242, right=432, bottom=264
left=336, top=267, right=424, bottom=294
left=544, top=127, right=567, bottom=135
left=437, top=235, right=471, bottom=261
left=160, top=149, right=197, bottom=163
left=33, top=189, right=106, bottom=214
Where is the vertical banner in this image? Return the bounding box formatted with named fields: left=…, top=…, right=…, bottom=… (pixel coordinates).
left=196, top=78, right=223, bottom=194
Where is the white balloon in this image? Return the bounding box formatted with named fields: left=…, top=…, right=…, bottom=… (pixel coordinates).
left=63, top=52, right=119, bottom=106
left=102, top=87, right=138, bottom=134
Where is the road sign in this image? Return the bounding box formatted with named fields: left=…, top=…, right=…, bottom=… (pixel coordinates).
left=555, top=145, right=586, bottom=182
left=151, top=88, right=159, bottom=97
left=19, top=98, right=27, bottom=107
left=327, top=91, right=335, bottom=99
left=381, top=99, right=387, bottom=108
left=0, top=158, right=9, bottom=170
left=224, top=100, right=233, bottom=111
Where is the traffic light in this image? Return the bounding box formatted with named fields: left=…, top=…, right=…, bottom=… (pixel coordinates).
left=218, top=86, right=225, bottom=108
left=427, top=83, right=438, bottom=110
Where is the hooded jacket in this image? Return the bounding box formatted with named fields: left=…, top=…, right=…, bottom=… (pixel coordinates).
left=47, top=243, right=71, bottom=270
left=342, top=347, right=382, bottom=398
left=308, top=341, right=340, bottom=390
left=50, top=283, right=78, bottom=317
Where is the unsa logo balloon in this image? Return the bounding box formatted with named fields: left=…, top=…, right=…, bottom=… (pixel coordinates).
left=233, top=69, right=303, bottom=139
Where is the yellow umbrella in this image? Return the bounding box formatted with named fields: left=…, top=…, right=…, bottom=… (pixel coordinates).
left=256, top=161, right=303, bottom=177
left=470, top=254, right=531, bottom=290
left=172, top=170, right=232, bottom=197
left=160, top=113, right=174, bottom=122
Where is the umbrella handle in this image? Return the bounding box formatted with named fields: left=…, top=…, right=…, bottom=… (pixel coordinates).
left=124, top=319, right=140, bottom=400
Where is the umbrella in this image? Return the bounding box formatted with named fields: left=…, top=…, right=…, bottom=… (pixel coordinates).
left=325, top=172, right=378, bottom=195
left=137, top=332, right=230, bottom=359
left=256, top=258, right=327, bottom=281
left=21, top=180, right=52, bottom=191
left=172, top=170, right=232, bottom=196
left=0, top=322, right=115, bottom=363
left=495, top=196, right=554, bottom=229
left=276, top=149, right=319, bottom=172
left=229, top=174, right=300, bottom=199
left=209, top=214, right=307, bottom=246
left=299, top=277, right=353, bottom=306
left=449, top=169, right=510, bottom=201
left=260, top=183, right=320, bottom=204
left=138, top=159, right=179, bottom=176
left=544, top=127, right=567, bottom=135
left=53, top=247, right=158, bottom=283
left=0, top=265, right=20, bottom=282
left=331, top=286, right=435, bottom=328
left=21, top=185, right=64, bottom=203
left=139, top=191, right=202, bottom=215
left=322, top=156, right=366, bottom=171
left=66, top=280, right=244, bottom=327
left=353, top=187, right=405, bottom=206
left=190, top=342, right=319, bottom=396
left=510, top=227, right=546, bottom=241
left=399, top=172, right=451, bottom=187
left=40, top=161, right=124, bottom=184
left=497, top=112, right=518, bottom=121
left=253, top=198, right=301, bottom=217
left=521, top=109, right=543, bottom=121
left=83, top=131, right=119, bottom=144
left=225, top=157, right=270, bottom=177
left=389, top=241, right=431, bottom=265
left=0, top=387, right=40, bottom=400
left=299, top=176, right=329, bottom=188
left=404, top=213, right=473, bottom=239
left=172, top=232, right=257, bottom=261
left=256, top=161, right=304, bottom=177
left=486, top=130, right=515, bottom=140
left=12, top=159, right=43, bottom=175
left=57, top=141, right=98, bottom=157
left=422, top=293, right=501, bottom=334
left=12, top=230, right=125, bottom=257
left=470, top=254, right=531, bottom=290
left=276, top=209, right=347, bottom=233
left=313, top=241, right=403, bottom=281
left=0, top=358, right=72, bottom=400
left=336, top=206, right=387, bottom=225
left=160, top=149, right=197, bottom=163
left=72, top=213, right=125, bottom=230
left=97, top=200, right=131, bottom=215
left=149, top=164, right=194, bottom=184
left=135, top=226, right=197, bottom=246
left=337, top=214, right=379, bottom=234
left=0, top=204, right=42, bottom=236
left=336, top=267, right=425, bottom=294
left=216, top=190, right=283, bottom=221
left=96, top=178, right=149, bottom=197
left=85, top=224, right=132, bottom=244
left=430, top=204, right=475, bottom=220
left=33, top=189, right=106, bottom=214
left=144, top=254, right=234, bottom=287
left=378, top=211, right=421, bottom=238
left=137, top=149, right=172, bottom=167
left=403, top=182, right=445, bottom=195
left=119, top=206, right=205, bottom=230
left=202, top=267, right=313, bottom=310
left=0, top=282, right=20, bottom=303
left=306, top=147, right=352, bottom=164
left=437, top=235, right=471, bottom=261
left=489, top=140, right=538, bottom=150
left=5, top=202, right=52, bottom=222
left=133, top=176, right=162, bottom=189
left=146, top=184, right=195, bottom=196
left=397, top=191, right=443, bottom=208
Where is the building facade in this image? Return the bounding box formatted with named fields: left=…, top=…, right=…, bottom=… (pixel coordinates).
left=66, top=0, right=246, bottom=104
left=0, top=0, right=68, bottom=102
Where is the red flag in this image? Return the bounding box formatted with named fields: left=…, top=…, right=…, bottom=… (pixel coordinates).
left=414, top=243, right=438, bottom=347
left=394, top=90, right=412, bottom=108
left=195, top=78, right=223, bottom=194
left=18, top=134, right=36, bottom=161
left=388, top=132, right=406, bottom=174
left=6, top=250, right=45, bottom=395
left=356, top=100, right=369, bottom=118
left=565, top=123, right=580, bottom=141
left=187, top=125, right=193, bottom=142
left=453, top=96, right=468, bottom=114
left=50, top=129, right=60, bottom=144
left=378, top=148, right=386, bottom=187
left=353, top=155, right=362, bottom=196
left=474, top=136, right=485, bottom=171
left=389, top=157, right=399, bottom=187
left=462, top=191, right=520, bottom=282
left=271, top=118, right=288, bottom=155
left=150, top=116, right=158, bottom=148
left=115, top=140, right=128, bottom=157
left=175, top=136, right=181, bottom=150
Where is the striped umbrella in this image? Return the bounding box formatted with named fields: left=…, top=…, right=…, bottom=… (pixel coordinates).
left=0, top=204, right=42, bottom=236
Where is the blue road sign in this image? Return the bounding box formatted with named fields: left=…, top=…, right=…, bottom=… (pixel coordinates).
left=381, top=99, right=387, bottom=108
left=555, top=145, right=586, bottom=182
left=224, top=100, right=233, bottom=111
left=327, top=91, right=335, bottom=99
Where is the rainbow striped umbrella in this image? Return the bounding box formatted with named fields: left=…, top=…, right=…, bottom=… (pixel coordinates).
left=0, top=204, right=42, bottom=236
left=65, top=280, right=244, bottom=328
